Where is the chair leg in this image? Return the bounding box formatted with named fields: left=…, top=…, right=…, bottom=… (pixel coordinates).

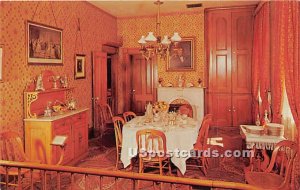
left=201, top=157, right=207, bottom=176
left=168, top=159, right=172, bottom=176
left=115, top=147, right=119, bottom=169
left=137, top=159, right=143, bottom=189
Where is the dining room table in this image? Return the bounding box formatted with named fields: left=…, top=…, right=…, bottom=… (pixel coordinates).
left=120, top=114, right=201, bottom=175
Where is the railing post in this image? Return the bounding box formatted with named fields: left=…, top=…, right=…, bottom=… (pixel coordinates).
left=85, top=174, right=88, bottom=189
left=57, top=171, right=61, bottom=190
left=18, top=167, right=21, bottom=189
left=30, top=168, right=33, bottom=190
left=99, top=176, right=103, bottom=190
left=5, top=167, right=8, bottom=189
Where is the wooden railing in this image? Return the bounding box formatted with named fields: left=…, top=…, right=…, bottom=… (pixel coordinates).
left=0, top=160, right=262, bottom=190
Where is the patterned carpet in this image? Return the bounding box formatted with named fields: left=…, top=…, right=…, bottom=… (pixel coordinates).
left=68, top=130, right=247, bottom=190
left=30, top=129, right=247, bottom=190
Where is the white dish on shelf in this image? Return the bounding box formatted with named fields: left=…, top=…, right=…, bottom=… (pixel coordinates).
left=186, top=82, right=194, bottom=87
left=166, top=83, right=173, bottom=87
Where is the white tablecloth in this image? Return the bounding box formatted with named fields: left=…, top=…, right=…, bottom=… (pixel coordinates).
left=240, top=125, right=286, bottom=150
left=121, top=116, right=201, bottom=174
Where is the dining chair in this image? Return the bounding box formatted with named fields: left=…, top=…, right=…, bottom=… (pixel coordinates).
left=0, top=131, right=41, bottom=188
left=186, top=114, right=214, bottom=176
left=178, top=104, right=193, bottom=118
left=136, top=129, right=171, bottom=188
left=245, top=140, right=298, bottom=190
left=112, top=116, right=124, bottom=169
left=123, top=111, right=137, bottom=122
left=96, top=103, right=113, bottom=139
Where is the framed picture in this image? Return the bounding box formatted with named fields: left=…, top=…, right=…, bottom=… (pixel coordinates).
left=75, top=54, right=86, bottom=79
left=167, top=37, right=195, bottom=71
left=0, top=45, right=3, bottom=82
left=27, top=21, right=63, bottom=64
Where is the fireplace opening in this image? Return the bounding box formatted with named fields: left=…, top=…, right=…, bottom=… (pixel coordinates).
left=169, top=98, right=193, bottom=118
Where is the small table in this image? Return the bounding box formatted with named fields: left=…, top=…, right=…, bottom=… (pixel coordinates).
left=240, top=125, right=286, bottom=171
left=121, top=116, right=201, bottom=175
left=240, top=125, right=286, bottom=150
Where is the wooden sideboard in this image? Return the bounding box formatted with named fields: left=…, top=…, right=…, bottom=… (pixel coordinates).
left=24, top=109, right=88, bottom=164
left=23, top=70, right=88, bottom=164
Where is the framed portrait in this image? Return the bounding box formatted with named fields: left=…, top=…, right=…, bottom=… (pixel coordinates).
left=0, top=45, right=3, bottom=82
left=75, top=54, right=86, bottom=79
left=167, top=37, right=195, bottom=71
left=27, top=21, right=63, bottom=64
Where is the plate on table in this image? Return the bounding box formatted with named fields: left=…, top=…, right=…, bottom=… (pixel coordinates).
left=241, top=125, right=264, bottom=135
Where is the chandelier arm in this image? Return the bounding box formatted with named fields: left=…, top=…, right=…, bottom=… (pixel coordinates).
left=139, top=0, right=180, bottom=61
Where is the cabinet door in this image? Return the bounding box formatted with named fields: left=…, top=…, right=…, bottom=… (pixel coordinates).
left=73, top=112, right=88, bottom=157
left=232, top=94, right=253, bottom=126
left=207, top=93, right=232, bottom=127
left=53, top=121, right=73, bottom=164
left=74, top=125, right=87, bottom=157
left=231, top=10, right=253, bottom=93
left=207, top=10, right=232, bottom=93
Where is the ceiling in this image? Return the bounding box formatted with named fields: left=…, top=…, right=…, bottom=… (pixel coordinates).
left=88, top=0, right=260, bottom=18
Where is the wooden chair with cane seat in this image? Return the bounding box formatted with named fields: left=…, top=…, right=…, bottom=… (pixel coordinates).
left=136, top=129, right=171, bottom=188
left=112, top=116, right=124, bottom=169
left=245, top=140, right=298, bottom=190
left=96, top=103, right=113, bottom=139
left=186, top=114, right=214, bottom=176
left=0, top=131, right=41, bottom=188
left=123, top=111, right=137, bottom=122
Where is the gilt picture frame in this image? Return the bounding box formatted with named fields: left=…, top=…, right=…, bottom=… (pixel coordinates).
left=27, top=21, right=63, bottom=64
left=75, top=54, right=86, bottom=79
left=167, top=37, right=195, bottom=71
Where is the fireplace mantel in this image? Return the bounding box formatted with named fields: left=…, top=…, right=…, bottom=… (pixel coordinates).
left=157, top=87, right=205, bottom=121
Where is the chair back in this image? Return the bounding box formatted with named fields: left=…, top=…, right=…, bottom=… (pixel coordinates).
left=265, top=140, right=298, bottom=189
left=0, top=131, right=29, bottom=175
left=112, top=116, right=124, bottom=146
left=136, top=129, right=167, bottom=159
left=96, top=103, right=113, bottom=131
left=0, top=131, right=28, bottom=162
left=123, top=111, right=137, bottom=122
left=178, top=104, right=193, bottom=118
left=193, top=114, right=213, bottom=149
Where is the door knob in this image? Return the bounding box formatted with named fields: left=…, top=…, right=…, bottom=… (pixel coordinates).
left=232, top=106, right=236, bottom=112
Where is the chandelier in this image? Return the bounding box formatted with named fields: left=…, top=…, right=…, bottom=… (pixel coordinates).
left=138, top=0, right=182, bottom=61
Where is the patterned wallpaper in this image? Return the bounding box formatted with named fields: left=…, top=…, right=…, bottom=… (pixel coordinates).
left=117, top=11, right=205, bottom=87
left=0, top=1, right=117, bottom=136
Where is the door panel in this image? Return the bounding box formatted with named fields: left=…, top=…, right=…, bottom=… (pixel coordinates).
left=92, top=51, right=107, bottom=132
left=206, top=8, right=254, bottom=127
left=208, top=11, right=232, bottom=93
left=232, top=94, right=253, bottom=126
left=93, top=51, right=107, bottom=105
left=207, top=93, right=232, bottom=126
left=131, top=55, right=156, bottom=114
left=231, top=11, right=253, bottom=93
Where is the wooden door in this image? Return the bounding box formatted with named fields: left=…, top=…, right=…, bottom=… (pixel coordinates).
left=231, top=10, right=253, bottom=94
left=92, top=51, right=107, bottom=131
left=232, top=94, right=252, bottom=126
left=131, top=55, right=157, bottom=114
left=206, top=7, right=254, bottom=127
left=207, top=10, right=232, bottom=93
left=207, top=93, right=232, bottom=126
